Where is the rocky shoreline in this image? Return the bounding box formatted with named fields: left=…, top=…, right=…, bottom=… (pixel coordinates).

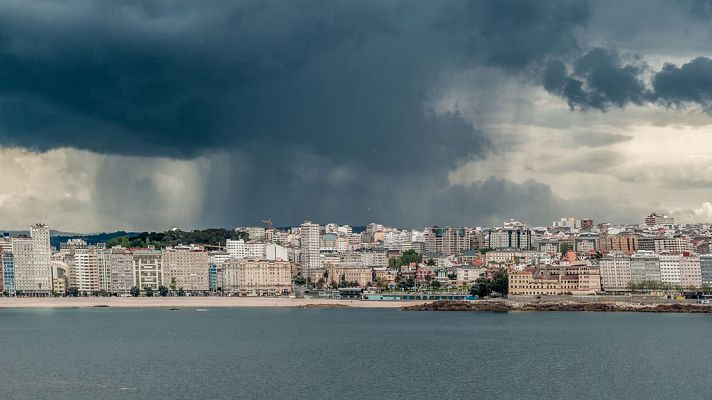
left=402, top=300, right=712, bottom=313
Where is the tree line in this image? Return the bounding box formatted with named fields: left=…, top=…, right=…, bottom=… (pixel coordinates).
left=105, top=228, right=250, bottom=248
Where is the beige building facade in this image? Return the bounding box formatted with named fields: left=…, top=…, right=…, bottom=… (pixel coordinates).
left=223, top=259, right=292, bottom=296
left=162, top=248, right=210, bottom=292
left=509, top=264, right=601, bottom=296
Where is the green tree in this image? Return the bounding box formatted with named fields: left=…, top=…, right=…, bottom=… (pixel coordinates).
left=469, top=268, right=509, bottom=297
left=106, top=228, right=250, bottom=248
left=294, top=274, right=307, bottom=286
left=169, top=277, right=177, bottom=291
left=491, top=267, right=509, bottom=296
left=158, top=285, right=169, bottom=297
left=177, top=287, right=186, bottom=296
left=144, top=287, right=154, bottom=297
left=398, top=278, right=415, bottom=290
left=399, top=250, right=422, bottom=266
left=67, top=287, right=80, bottom=297
left=425, top=275, right=433, bottom=287
left=470, top=278, right=492, bottom=297
left=431, top=280, right=442, bottom=289
left=129, top=286, right=141, bottom=297
left=559, top=243, right=573, bottom=254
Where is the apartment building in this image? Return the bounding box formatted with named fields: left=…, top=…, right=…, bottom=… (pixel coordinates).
left=69, top=251, right=99, bottom=293
left=300, top=221, right=321, bottom=272
left=659, top=254, right=681, bottom=285
left=2, top=251, right=15, bottom=294
left=599, top=234, right=639, bottom=254
left=133, top=249, right=163, bottom=290
left=222, top=259, right=292, bottom=296
left=328, top=263, right=372, bottom=287
left=700, top=254, right=712, bottom=287
left=630, top=251, right=661, bottom=284
left=424, top=227, right=471, bottom=255
left=11, top=224, right=52, bottom=295
left=680, top=256, right=702, bottom=289
left=110, top=249, right=135, bottom=294
left=599, top=252, right=631, bottom=291
left=162, top=247, right=210, bottom=292
left=485, top=227, right=532, bottom=250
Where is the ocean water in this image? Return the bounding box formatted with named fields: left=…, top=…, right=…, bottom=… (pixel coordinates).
left=1, top=307, right=711, bottom=399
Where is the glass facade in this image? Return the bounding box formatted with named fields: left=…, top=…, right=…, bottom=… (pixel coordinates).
left=2, top=252, right=15, bottom=294
left=209, top=264, right=218, bottom=291
left=700, top=255, right=712, bottom=286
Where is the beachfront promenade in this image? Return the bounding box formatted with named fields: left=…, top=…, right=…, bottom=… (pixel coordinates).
left=0, top=297, right=430, bottom=309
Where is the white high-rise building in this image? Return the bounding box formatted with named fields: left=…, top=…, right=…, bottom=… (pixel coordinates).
left=226, top=239, right=265, bottom=260
left=599, top=252, right=631, bottom=291
left=97, top=249, right=113, bottom=292
left=226, top=239, right=247, bottom=260
left=70, top=251, right=99, bottom=293
left=300, top=221, right=321, bottom=271
left=12, top=224, right=52, bottom=295
left=265, top=243, right=289, bottom=261
left=384, top=230, right=409, bottom=250
left=659, top=254, right=681, bottom=285
left=245, top=242, right=266, bottom=259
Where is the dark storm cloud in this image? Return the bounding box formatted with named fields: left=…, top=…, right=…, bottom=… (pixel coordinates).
left=200, top=154, right=641, bottom=228
left=0, top=0, right=605, bottom=227
left=652, top=57, right=712, bottom=110
left=465, top=0, right=589, bottom=69
left=683, top=0, right=712, bottom=20
left=543, top=48, right=712, bottom=113
left=0, top=0, right=590, bottom=164
left=543, top=48, right=648, bottom=111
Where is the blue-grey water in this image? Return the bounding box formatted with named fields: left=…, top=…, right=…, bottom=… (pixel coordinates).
left=1, top=308, right=711, bottom=399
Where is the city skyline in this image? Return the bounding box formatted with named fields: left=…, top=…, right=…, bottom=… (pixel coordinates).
left=4, top=211, right=712, bottom=298
left=4, top=3, right=712, bottom=399
left=2, top=1, right=712, bottom=232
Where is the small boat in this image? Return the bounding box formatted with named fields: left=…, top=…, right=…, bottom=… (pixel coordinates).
left=196, top=308, right=208, bottom=311
left=168, top=308, right=180, bottom=311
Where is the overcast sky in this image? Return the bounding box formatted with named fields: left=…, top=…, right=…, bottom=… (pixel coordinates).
left=2, top=0, right=712, bottom=232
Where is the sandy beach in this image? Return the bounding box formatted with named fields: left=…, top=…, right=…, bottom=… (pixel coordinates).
left=0, top=297, right=429, bottom=309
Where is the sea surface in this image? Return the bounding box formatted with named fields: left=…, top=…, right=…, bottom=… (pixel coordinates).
left=1, top=307, right=711, bottom=399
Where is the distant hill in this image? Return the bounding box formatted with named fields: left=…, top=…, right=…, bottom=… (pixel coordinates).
left=105, top=229, right=248, bottom=249
left=1, top=225, right=368, bottom=249
left=48, top=231, right=139, bottom=248
left=0, top=230, right=139, bottom=249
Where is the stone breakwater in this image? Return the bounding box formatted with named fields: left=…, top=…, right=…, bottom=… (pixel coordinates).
left=402, top=300, right=712, bottom=313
